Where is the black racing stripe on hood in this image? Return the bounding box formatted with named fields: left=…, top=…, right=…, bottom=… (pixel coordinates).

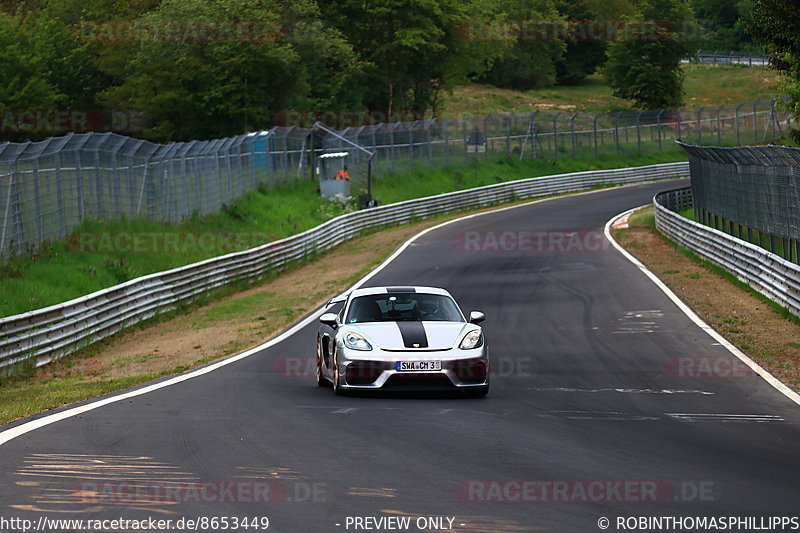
left=386, top=287, right=416, bottom=293
left=396, top=321, right=429, bottom=348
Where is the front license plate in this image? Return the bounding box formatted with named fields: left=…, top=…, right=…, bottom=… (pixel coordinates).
left=396, top=360, right=442, bottom=372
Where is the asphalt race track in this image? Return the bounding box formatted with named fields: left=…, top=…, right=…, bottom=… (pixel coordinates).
left=1, top=178, right=798, bottom=533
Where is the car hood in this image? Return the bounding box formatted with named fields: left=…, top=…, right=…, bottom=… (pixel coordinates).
left=348, top=321, right=473, bottom=351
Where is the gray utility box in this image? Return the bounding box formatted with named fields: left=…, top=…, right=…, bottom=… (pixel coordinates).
left=317, top=152, right=350, bottom=201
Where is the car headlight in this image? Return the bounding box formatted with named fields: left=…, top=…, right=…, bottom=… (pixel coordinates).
left=344, top=332, right=373, bottom=351
left=459, top=330, right=483, bottom=349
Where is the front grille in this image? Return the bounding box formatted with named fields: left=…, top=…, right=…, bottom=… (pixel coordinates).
left=384, top=373, right=454, bottom=389
left=345, top=361, right=385, bottom=385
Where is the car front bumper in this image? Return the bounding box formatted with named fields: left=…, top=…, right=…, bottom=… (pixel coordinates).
left=335, top=346, right=489, bottom=391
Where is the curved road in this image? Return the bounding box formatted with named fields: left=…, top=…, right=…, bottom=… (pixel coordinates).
left=1, top=179, right=798, bottom=532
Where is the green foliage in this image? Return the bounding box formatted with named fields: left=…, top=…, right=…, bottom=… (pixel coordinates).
left=554, top=0, right=608, bottom=85
left=603, top=0, right=699, bottom=109
left=745, top=0, right=800, bottom=140
left=478, top=0, right=566, bottom=90
left=0, top=12, right=61, bottom=112
left=319, top=0, right=501, bottom=116
left=693, top=0, right=755, bottom=52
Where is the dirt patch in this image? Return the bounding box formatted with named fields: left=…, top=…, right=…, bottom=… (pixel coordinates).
left=614, top=207, right=800, bottom=392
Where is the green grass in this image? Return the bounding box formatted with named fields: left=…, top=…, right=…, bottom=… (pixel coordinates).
left=0, top=374, right=163, bottom=424
left=677, top=208, right=797, bottom=263
left=0, top=149, right=688, bottom=318
left=440, top=64, right=779, bottom=116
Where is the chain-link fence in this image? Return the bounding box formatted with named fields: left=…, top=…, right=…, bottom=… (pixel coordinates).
left=679, top=141, right=800, bottom=263
left=1, top=97, right=793, bottom=258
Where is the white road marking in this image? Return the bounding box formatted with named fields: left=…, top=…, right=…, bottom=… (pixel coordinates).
left=528, top=387, right=714, bottom=395
left=0, top=184, right=675, bottom=446
left=667, top=413, right=785, bottom=423
left=605, top=208, right=800, bottom=407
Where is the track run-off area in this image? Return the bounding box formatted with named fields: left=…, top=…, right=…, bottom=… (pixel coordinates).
left=1, top=178, right=798, bottom=533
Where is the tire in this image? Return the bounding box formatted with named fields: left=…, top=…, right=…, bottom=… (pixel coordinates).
left=332, top=351, right=345, bottom=396
left=316, top=337, right=327, bottom=387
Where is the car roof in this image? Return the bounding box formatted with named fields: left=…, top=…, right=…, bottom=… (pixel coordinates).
left=326, top=286, right=453, bottom=307
left=348, top=286, right=452, bottom=298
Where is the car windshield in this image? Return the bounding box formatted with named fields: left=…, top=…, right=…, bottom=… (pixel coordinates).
left=345, top=293, right=464, bottom=323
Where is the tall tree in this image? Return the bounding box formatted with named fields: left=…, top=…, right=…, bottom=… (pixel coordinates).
left=693, top=0, right=754, bottom=52
left=320, top=0, right=499, bottom=118
left=97, top=0, right=362, bottom=140
left=603, top=0, right=698, bottom=109
left=0, top=12, right=60, bottom=119
left=745, top=0, right=800, bottom=139
left=479, top=0, right=566, bottom=91
left=554, top=0, right=608, bottom=85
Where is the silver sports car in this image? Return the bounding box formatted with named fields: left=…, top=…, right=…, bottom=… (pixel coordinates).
left=316, top=286, right=489, bottom=396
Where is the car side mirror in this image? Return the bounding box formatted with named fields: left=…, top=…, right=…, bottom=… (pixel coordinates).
left=319, top=312, right=339, bottom=328
left=469, top=311, right=485, bottom=324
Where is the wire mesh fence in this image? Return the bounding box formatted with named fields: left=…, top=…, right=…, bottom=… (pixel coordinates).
left=679, top=141, right=800, bottom=263
left=0, top=97, right=793, bottom=259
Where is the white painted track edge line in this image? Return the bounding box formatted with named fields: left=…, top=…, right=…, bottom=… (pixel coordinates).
left=0, top=180, right=678, bottom=446
left=605, top=207, right=800, bottom=407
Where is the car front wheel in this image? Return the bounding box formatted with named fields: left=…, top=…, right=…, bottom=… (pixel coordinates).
left=316, top=337, right=327, bottom=387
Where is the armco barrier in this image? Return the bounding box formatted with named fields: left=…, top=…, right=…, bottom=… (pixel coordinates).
left=654, top=187, right=800, bottom=318
left=0, top=162, right=689, bottom=369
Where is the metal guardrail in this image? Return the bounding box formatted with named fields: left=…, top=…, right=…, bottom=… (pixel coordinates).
left=655, top=187, right=800, bottom=318
left=0, top=162, right=689, bottom=369
left=691, top=50, right=769, bottom=67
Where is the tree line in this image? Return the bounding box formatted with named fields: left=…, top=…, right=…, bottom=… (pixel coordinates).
left=0, top=0, right=763, bottom=143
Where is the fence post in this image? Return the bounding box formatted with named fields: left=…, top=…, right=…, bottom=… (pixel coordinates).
left=613, top=112, right=621, bottom=155
left=735, top=103, right=745, bottom=145
left=484, top=114, right=491, bottom=162
left=0, top=167, right=14, bottom=256
left=636, top=111, right=642, bottom=154
left=408, top=125, right=414, bottom=173
left=426, top=121, right=433, bottom=167
left=657, top=109, right=665, bottom=152
left=505, top=115, right=511, bottom=157
left=716, top=105, right=724, bottom=145
left=442, top=119, right=449, bottom=166
left=753, top=101, right=759, bottom=143
left=552, top=112, right=560, bottom=160
left=697, top=107, right=704, bottom=144
left=462, top=120, right=468, bottom=167
left=54, top=151, right=66, bottom=239
left=94, top=149, right=105, bottom=220
left=570, top=113, right=578, bottom=157
left=593, top=114, right=600, bottom=157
